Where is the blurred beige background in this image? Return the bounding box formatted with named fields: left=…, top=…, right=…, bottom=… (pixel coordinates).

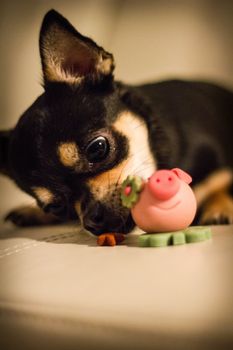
left=0, top=0, right=232, bottom=217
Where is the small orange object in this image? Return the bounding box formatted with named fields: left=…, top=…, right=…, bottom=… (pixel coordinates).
left=97, top=233, right=125, bottom=246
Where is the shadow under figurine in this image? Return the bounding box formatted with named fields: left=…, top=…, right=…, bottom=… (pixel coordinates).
left=121, top=168, right=211, bottom=247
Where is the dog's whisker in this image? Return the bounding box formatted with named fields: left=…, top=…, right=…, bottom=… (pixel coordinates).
left=132, top=159, right=156, bottom=173
left=115, top=157, right=133, bottom=187
left=115, top=155, right=154, bottom=188
left=116, top=147, right=154, bottom=186
left=127, top=158, right=155, bottom=175
left=131, top=121, right=146, bottom=130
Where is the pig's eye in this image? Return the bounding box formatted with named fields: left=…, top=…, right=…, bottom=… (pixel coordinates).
left=86, top=136, right=110, bottom=163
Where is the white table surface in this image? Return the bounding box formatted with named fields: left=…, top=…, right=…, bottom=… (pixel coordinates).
left=0, top=223, right=233, bottom=350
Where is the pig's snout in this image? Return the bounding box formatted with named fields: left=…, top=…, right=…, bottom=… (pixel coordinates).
left=148, top=170, right=180, bottom=200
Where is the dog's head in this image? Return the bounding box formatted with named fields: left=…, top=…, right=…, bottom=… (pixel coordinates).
left=7, top=10, right=156, bottom=235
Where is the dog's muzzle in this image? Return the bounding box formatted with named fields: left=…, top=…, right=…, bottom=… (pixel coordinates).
left=83, top=201, right=134, bottom=235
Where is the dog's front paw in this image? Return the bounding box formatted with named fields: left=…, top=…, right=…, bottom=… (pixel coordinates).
left=199, top=192, right=233, bottom=225
left=4, top=206, right=60, bottom=227
left=199, top=211, right=233, bottom=225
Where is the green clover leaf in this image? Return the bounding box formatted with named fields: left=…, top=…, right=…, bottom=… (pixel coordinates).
left=121, top=175, right=143, bottom=208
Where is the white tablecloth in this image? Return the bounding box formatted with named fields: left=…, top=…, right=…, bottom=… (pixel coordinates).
left=0, top=223, right=233, bottom=350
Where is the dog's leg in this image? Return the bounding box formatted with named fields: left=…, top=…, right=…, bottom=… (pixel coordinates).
left=199, top=191, right=233, bottom=225
left=194, top=168, right=233, bottom=224
left=4, top=205, right=61, bottom=227
left=194, top=168, right=233, bottom=206
left=193, top=168, right=233, bottom=224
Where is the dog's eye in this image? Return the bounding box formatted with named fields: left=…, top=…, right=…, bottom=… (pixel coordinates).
left=86, top=136, right=110, bottom=163
left=44, top=202, right=66, bottom=217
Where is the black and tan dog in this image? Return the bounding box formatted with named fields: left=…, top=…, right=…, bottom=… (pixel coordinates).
left=1, top=10, right=233, bottom=235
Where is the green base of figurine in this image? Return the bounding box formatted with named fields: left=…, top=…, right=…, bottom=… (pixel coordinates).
left=138, top=226, right=212, bottom=247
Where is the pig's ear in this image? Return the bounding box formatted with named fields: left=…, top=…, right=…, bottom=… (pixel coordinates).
left=172, top=168, right=192, bottom=184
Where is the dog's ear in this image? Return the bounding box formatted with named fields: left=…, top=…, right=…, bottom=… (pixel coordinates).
left=39, top=9, right=115, bottom=86
left=0, top=130, right=12, bottom=177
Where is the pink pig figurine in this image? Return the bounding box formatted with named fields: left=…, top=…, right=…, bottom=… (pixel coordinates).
left=121, top=168, right=197, bottom=233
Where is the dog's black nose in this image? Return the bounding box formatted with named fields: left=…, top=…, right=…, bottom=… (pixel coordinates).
left=83, top=203, right=105, bottom=235
left=83, top=202, right=134, bottom=236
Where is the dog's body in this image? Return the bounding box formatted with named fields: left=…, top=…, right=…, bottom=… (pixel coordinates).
left=1, top=10, right=233, bottom=234
left=122, top=80, right=233, bottom=182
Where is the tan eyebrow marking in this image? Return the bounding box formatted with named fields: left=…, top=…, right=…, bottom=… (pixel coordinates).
left=32, top=187, right=54, bottom=204
left=57, top=142, right=79, bottom=167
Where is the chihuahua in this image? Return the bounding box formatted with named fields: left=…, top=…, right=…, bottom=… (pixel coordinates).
left=1, top=10, right=233, bottom=235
